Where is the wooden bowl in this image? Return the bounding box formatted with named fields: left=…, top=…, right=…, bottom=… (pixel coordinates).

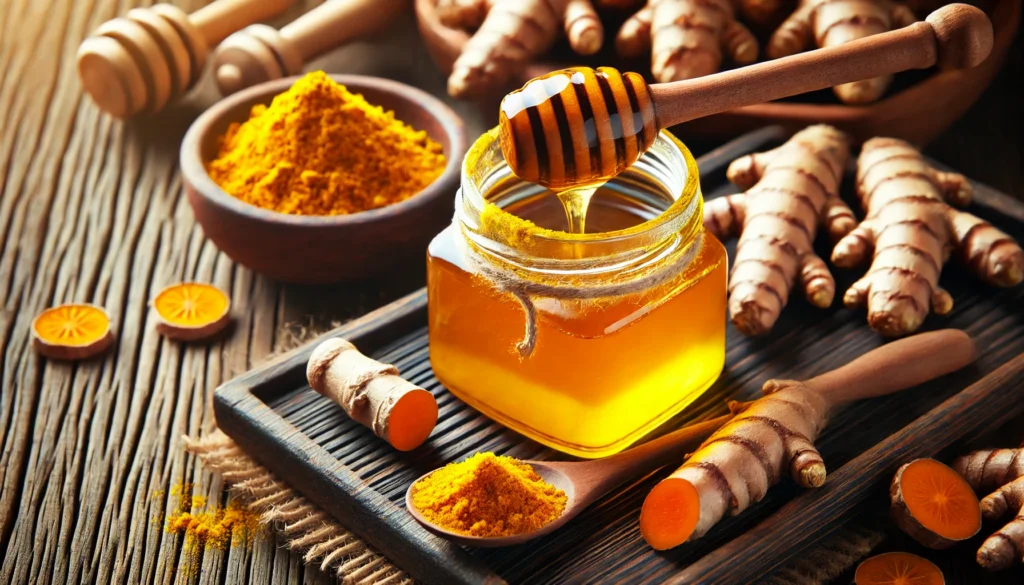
left=414, top=0, right=1018, bottom=144
left=180, top=74, right=467, bottom=284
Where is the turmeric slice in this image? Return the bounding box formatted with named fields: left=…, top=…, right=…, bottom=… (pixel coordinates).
left=32, top=303, right=114, bottom=360
left=854, top=552, right=944, bottom=585
left=890, top=458, right=981, bottom=549
left=952, top=448, right=1024, bottom=570
left=307, top=338, right=438, bottom=451
left=152, top=283, right=231, bottom=341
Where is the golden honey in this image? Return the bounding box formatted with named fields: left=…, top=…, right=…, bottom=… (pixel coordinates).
left=427, top=128, right=726, bottom=458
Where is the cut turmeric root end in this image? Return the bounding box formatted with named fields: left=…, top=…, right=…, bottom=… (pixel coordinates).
left=386, top=389, right=439, bottom=451
left=854, top=552, right=944, bottom=585
left=152, top=282, right=231, bottom=341
left=32, top=303, right=114, bottom=360
left=639, top=478, right=700, bottom=550
left=891, top=458, right=982, bottom=550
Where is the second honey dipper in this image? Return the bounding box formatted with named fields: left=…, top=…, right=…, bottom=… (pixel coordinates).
left=499, top=3, right=994, bottom=189
left=214, top=0, right=408, bottom=95
left=77, top=0, right=297, bottom=118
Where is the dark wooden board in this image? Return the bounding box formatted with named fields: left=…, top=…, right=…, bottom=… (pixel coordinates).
left=214, top=127, right=1024, bottom=585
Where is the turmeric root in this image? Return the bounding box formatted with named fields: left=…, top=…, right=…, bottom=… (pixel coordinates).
left=952, top=448, right=1024, bottom=570
left=738, top=0, right=794, bottom=26
left=639, top=329, right=975, bottom=549
left=832, top=138, right=1024, bottom=337
left=890, top=458, right=981, bottom=549
left=438, top=0, right=604, bottom=98
left=854, top=552, right=945, bottom=585
left=307, top=338, right=438, bottom=451
left=703, top=125, right=856, bottom=336
left=767, top=0, right=917, bottom=103
left=615, top=0, right=758, bottom=82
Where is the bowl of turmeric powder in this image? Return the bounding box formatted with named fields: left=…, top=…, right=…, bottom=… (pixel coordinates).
left=181, top=72, right=467, bottom=283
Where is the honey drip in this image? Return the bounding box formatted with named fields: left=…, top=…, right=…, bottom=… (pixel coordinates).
left=556, top=186, right=598, bottom=235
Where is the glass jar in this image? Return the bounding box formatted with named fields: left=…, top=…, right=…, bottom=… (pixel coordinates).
left=427, top=127, right=726, bottom=458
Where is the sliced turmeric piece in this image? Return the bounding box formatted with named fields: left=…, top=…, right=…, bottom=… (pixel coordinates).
left=854, top=552, right=944, bottom=585
left=890, top=458, right=982, bottom=549
left=152, top=282, right=231, bottom=341
left=307, top=338, right=438, bottom=451
left=32, top=303, right=114, bottom=360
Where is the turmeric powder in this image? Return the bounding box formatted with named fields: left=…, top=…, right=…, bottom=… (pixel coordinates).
left=409, top=452, right=567, bottom=537
left=162, top=482, right=263, bottom=576
left=207, top=71, right=446, bottom=216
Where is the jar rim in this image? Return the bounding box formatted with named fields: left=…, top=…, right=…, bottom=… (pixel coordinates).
left=459, top=127, right=701, bottom=248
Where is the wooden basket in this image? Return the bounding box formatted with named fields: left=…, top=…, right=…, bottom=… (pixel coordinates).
left=414, top=0, right=1019, bottom=144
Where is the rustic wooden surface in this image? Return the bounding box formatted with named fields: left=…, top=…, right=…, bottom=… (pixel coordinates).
left=0, top=1, right=1020, bottom=584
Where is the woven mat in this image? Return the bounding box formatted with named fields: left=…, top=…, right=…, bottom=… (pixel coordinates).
left=185, top=429, right=882, bottom=584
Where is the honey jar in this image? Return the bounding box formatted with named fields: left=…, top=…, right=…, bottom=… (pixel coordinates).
left=427, top=127, right=727, bottom=458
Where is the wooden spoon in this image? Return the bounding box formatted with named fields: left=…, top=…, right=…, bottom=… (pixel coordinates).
left=406, top=413, right=732, bottom=548
left=499, top=3, right=993, bottom=189
left=406, top=329, right=976, bottom=548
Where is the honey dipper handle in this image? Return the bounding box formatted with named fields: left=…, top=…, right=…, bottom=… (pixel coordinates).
left=282, top=0, right=407, bottom=61
left=191, top=0, right=297, bottom=46
left=805, top=330, right=976, bottom=406
left=650, top=3, right=993, bottom=128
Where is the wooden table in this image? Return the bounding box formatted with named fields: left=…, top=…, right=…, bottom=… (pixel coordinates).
left=0, top=2, right=1020, bottom=584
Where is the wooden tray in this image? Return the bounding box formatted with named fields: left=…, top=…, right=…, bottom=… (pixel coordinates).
left=214, top=127, right=1024, bottom=585
left=413, top=0, right=1020, bottom=144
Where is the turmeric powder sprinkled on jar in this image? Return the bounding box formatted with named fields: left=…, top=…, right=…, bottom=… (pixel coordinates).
left=409, top=452, right=567, bottom=537
left=207, top=71, right=446, bottom=216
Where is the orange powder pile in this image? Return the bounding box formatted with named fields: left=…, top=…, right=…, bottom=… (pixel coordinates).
left=207, top=71, right=446, bottom=216
left=409, top=452, right=567, bottom=537
left=160, top=483, right=264, bottom=574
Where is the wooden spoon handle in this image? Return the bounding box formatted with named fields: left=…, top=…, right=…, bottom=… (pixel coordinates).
left=282, top=0, right=407, bottom=61
left=651, top=3, right=993, bottom=128
left=573, top=413, right=733, bottom=501
left=806, top=329, right=976, bottom=405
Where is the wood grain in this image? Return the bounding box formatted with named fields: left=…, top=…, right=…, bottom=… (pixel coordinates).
left=0, top=2, right=1021, bottom=585
left=215, top=130, right=1024, bottom=585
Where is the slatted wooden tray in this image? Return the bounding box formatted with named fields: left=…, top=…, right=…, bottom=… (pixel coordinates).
left=214, top=127, right=1024, bottom=585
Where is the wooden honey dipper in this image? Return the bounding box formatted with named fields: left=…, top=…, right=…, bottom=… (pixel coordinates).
left=77, top=0, right=296, bottom=118
left=213, top=0, right=407, bottom=95
left=499, top=3, right=993, bottom=190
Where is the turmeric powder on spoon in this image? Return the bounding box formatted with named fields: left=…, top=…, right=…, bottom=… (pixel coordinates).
left=409, top=453, right=567, bottom=538
left=207, top=71, right=446, bottom=216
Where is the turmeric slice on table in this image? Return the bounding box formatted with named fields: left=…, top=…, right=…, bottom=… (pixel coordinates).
left=854, top=552, right=944, bottom=585
left=152, top=282, right=231, bottom=341
left=32, top=303, right=114, bottom=360
left=890, top=458, right=981, bottom=549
